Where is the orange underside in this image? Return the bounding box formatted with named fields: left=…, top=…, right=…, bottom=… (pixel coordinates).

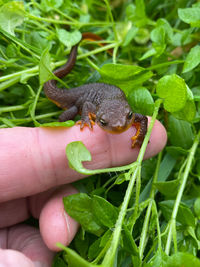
left=131, top=122, right=141, bottom=148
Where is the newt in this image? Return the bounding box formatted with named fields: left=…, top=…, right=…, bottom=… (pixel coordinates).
left=44, top=33, right=148, bottom=147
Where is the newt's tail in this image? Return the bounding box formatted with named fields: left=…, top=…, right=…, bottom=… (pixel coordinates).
left=53, top=44, right=78, bottom=79
left=43, top=44, right=78, bottom=106
left=43, top=32, right=112, bottom=107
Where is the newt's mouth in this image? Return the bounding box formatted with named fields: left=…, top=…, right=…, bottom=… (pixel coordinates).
left=97, top=123, right=133, bottom=134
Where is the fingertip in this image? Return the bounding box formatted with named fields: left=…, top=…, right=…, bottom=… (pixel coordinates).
left=144, top=118, right=167, bottom=159
left=39, top=185, right=79, bottom=251
left=101, top=118, right=167, bottom=166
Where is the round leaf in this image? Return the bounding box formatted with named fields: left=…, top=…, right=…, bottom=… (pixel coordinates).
left=182, top=45, right=200, bottom=73
left=56, top=29, right=82, bottom=49
left=66, top=141, right=92, bottom=174
left=128, top=87, right=154, bottom=115
left=168, top=115, right=194, bottom=149
left=156, top=74, right=187, bottom=112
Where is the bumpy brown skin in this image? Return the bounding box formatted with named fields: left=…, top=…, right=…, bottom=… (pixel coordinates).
left=44, top=37, right=148, bottom=147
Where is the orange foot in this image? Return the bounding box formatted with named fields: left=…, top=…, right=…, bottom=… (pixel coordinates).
left=131, top=122, right=141, bottom=148
left=76, top=113, right=96, bottom=130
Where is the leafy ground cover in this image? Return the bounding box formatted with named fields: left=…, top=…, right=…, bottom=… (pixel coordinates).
left=0, top=0, right=200, bottom=266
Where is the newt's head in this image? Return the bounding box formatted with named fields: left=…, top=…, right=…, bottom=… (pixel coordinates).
left=96, top=99, right=134, bottom=134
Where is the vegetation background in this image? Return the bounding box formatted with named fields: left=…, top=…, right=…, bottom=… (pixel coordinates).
left=0, top=0, right=200, bottom=266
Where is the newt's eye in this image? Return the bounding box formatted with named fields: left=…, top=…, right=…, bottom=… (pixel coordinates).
left=127, top=111, right=133, bottom=120
left=99, top=118, right=108, bottom=126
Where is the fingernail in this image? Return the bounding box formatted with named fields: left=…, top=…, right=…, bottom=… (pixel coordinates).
left=33, top=262, right=49, bottom=267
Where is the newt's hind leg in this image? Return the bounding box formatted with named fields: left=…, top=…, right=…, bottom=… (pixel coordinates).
left=59, top=106, right=78, bottom=122
left=131, top=113, right=148, bottom=148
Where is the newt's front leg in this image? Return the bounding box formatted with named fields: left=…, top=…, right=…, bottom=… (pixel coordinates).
left=131, top=113, right=148, bottom=148
left=76, top=101, right=96, bottom=130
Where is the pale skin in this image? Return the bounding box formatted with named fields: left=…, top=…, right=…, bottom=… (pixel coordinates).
left=0, top=118, right=167, bottom=267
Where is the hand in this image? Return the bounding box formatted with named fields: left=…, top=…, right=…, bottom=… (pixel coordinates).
left=0, top=119, right=167, bottom=266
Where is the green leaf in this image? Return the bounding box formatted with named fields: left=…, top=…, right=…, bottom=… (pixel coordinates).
left=122, top=225, right=139, bottom=256
left=65, top=141, right=135, bottom=175
left=173, top=99, right=196, bottom=122
left=63, top=193, right=104, bottom=236
left=182, top=45, right=200, bottom=73
left=122, top=26, right=138, bottom=47
left=159, top=200, right=196, bottom=227
left=151, top=26, right=165, bottom=45
left=39, top=46, right=53, bottom=85
left=56, top=244, right=97, bottom=267
left=92, top=196, right=118, bottom=228
left=41, top=121, right=75, bottom=127
left=166, top=252, right=200, bottom=267
left=194, top=198, right=200, bottom=219
left=88, top=238, right=102, bottom=261
left=0, top=1, right=25, bottom=36
left=166, top=146, right=188, bottom=158
left=128, top=87, right=154, bottom=115
left=66, top=141, right=92, bottom=175
left=41, top=0, right=63, bottom=12
left=134, top=28, right=150, bottom=44
left=57, top=29, right=82, bottom=49
left=126, top=2, right=148, bottom=27
left=52, top=252, right=67, bottom=267
left=154, top=179, right=180, bottom=197
left=99, top=64, right=153, bottom=94
left=168, top=115, right=194, bottom=149
left=139, top=48, right=156, bottom=60
left=178, top=7, right=200, bottom=27
left=0, top=27, right=41, bottom=56
left=143, top=250, right=168, bottom=267
left=100, top=63, right=144, bottom=81
left=156, top=74, right=187, bottom=112
left=140, top=153, right=176, bottom=202
left=157, top=18, right=173, bottom=43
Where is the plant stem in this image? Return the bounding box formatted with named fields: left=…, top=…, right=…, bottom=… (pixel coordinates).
left=102, top=165, right=140, bottom=267
left=147, top=60, right=184, bottom=70
left=0, top=43, right=115, bottom=84
left=104, top=0, right=118, bottom=42
left=139, top=151, right=163, bottom=258
left=27, top=13, right=112, bottom=27
left=0, top=112, right=61, bottom=128
left=102, top=99, right=162, bottom=266
left=165, top=130, right=200, bottom=255
left=0, top=104, right=29, bottom=113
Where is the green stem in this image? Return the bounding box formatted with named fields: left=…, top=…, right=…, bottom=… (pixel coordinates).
left=104, top=0, right=118, bottom=42
left=0, top=112, right=61, bottom=128
left=86, top=58, right=100, bottom=72
left=0, top=104, right=30, bottom=113
left=102, top=165, right=140, bottom=267
left=147, top=60, right=184, bottom=71
left=30, top=85, right=43, bottom=126
left=53, top=7, right=78, bottom=22
left=139, top=151, right=163, bottom=258
left=153, top=202, right=162, bottom=251
left=165, top=130, right=200, bottom=255
left=0, top=66, right=38, bottom=83
left=102, top=99, right=162, bottom=266
left=27, top=13, right=112, bottom=27
left=0, top=43, right=115, bottom=84
left=0, top=77, right=21, bottom=92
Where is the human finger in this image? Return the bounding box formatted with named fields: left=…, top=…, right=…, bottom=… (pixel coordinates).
left=39, top=184, right=79, bottom=251
left=0, top=118, right=167, bottom=202
left=0, top=225, right=54, bottom=266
